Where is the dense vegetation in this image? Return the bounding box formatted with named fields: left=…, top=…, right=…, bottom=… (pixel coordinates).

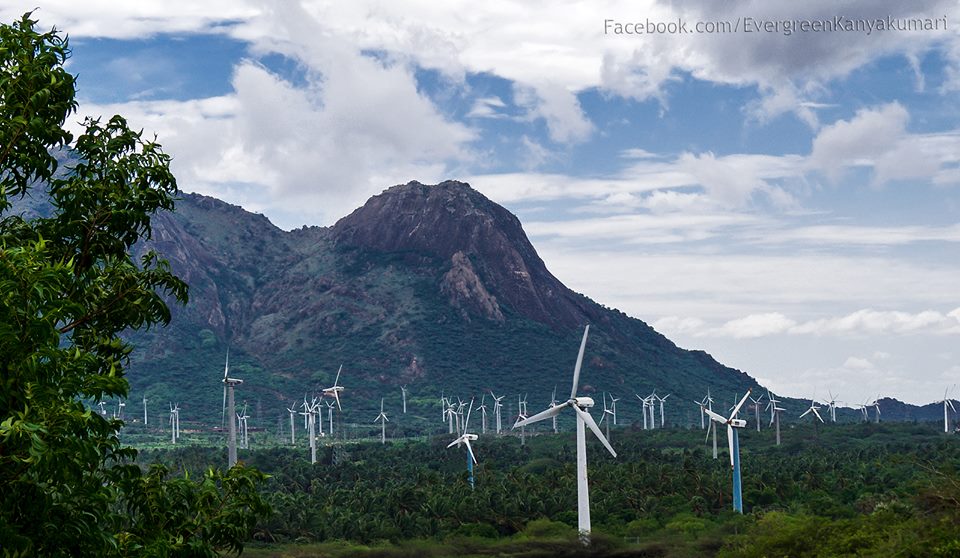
left=136, top=421, right=960, bottom=557
left=0, top=13, right=268, bottom=556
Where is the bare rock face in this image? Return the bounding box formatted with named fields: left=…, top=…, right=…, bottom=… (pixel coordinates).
left=440, top=251, right=504, bottom=322
left=332, top=180, right=594, bottom=329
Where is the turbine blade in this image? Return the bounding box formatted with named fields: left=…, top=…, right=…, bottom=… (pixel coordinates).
left=799, top=408, right=812, bottom=418
left=812, top=408, right=824, bottom=422
left=727, top=424, right=735, bottom=468
left=334, top=391, right=342, bottom=411
left=221, top=385, right=227, bottom=426
left=705, top=421, right=713, bottom=443
left=447, top=436, right=463, bottom=449
left=515, top=402, right=566, bottom=428
left=464, top=398, right=474, bottom=432
left=704, top=407, right=727, bottom=424
left=573, top=404, right=617, bottom=458
left=570, top=325, right=590, bottom=399
left=730, top=389, right=752, bottom=418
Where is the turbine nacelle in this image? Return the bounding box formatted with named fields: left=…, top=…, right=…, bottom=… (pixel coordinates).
left=729, top=418, right=746, bottom=428
left=573, top=396, right=595, bottom=409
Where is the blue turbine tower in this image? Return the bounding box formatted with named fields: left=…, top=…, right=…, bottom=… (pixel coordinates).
left=705, top=389, right=752, bottom=513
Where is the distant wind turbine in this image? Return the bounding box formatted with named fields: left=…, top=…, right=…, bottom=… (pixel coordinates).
left=222, top=350, right=243, bottom=468
left=321, top=364, right=345, bottom=410
left=401, top=385, right=408, bottom=414
left=942, top=387, right=956, bottom=433
left=374, top=398, right=389, bottom=444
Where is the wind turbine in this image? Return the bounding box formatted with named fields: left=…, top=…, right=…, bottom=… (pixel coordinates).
left=749, top=394, right=764, bottom=432
left=401, top=385, right=408, bottom=414
left=448, top=398, right=479, bottom=489
left=766, top=391, right=784, bottom=445
left=325, top=399, right=335, bottom=437
left=287, top=405, right=297, bottom=445
left=304, top=397, right=320, bottom=463
left=476, top=394, right=489, bottom=434
left=514, top=325, right=616, bottom=543
left=491, top=391, right=504, bottom=434
left=941, top=387, right=956, bottom=433
left=657, top=394, right=670, bottom=428
left=826, top=391, right=839, bottom=422
left=799, top=399, right=824, bottom=424
left=321, top=364, right=344, bottom=410
left=856, top=402, right=870, bottom=422
left=374, top=398, right=389, bottom=444
left=142, top=396, right=148, bottom=426
left=237, top=402, right=250, bottom=449
left=636, top=394, right=649, bottom=430
left=221, top=350, right=243, bottom=468
left=598, top=393, right=614, bottom=441
left=871, top=396, right=881, bottom=423
left=117, top=399, right=126, bottom=420
left=610, top=394, right=621, bottom=426
left=97, top=401, right=107, bottom=417
left=169, top=403, right=179, bottom=444
left=517, top=394, right=528, bottom=445
left=704, top=389, right=752, bottom=513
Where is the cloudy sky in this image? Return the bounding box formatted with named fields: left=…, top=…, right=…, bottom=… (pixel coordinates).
left=6, top=1, right=960, bottom=405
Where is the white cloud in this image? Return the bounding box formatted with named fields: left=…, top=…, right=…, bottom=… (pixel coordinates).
left=514, top=83, right=594, bottom=144
left=466, top=96, right=509, bottom=119
left=713, top=313, right=797, bottom=339
left=75, top=58, right=475, bottom=226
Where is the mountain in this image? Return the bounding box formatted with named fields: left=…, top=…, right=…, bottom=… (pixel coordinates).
left=8, top=178, right=945, bottom=430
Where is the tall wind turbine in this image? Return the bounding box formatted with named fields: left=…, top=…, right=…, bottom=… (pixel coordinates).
left=448, top=398, right=479, bottom=489
left=550, top=386, right=559, bottom=433
left=221, top=350, right=243, bottom=468
left=514, top=325, right=616, bottom=543
left=942, top=388, right=956, bottom=433
left=704, top=389, right=751, bottom=513
left=871, top=396, right=881, bottom=423
left=401, top=385, right=408, bottom=414
left=374, top=398, right=389, bottom=444
left=142, top=396, right=148, bottom=426
left=598, top=393, right=614, bottom=441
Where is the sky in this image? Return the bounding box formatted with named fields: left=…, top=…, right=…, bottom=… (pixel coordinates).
left=5, top=1, right=960, bottom=406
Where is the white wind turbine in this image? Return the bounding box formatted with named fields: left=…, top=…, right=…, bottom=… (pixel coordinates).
left=766, top=391, right=784, bottom=445
left=657, top=394, right=670, bottom=428
left=703, top=389, right=752, bottom=513
left=749, top=394, right=764, bottom=432
left=491, top=391, right=504, bottom=434
left=636, top=394, right=648, bottom=429
left=448, top=397, right=479, bottom=489
left=325, top=400, right=335, bottom=437
left=169, top=402, right=179, bottom=444
left=287, top=405, right=297, bottom=445
left=826, top=391, right=839, bottom=422
left=871, top=396, right=881, bottom=423
left=514, top=325, right=616, bottom=543
left=856, top=401, right=870, bottom=422
left=117, top=399, right=126, bottom=420
left=476, top=394, right=489, bottom=434
left=221, top=350, right=243, bottom=468
left=237, top=402, right=250, bottom=449
left=517, top=394, right=529, bottom=445
left=142, top=396, right=148, bottom=426
left=698, top=389, right=718, bottom=458
left=97, top=401, right=107, bottom=417
left=598, top=393, right=614, bottom=441
left=799, top=399, right=824, bottom=424
left=401, top=385, right=408, bottom=414
left=321, top=364, right=345, bottom=410
left=941, top=387, right=956, bottom=433
left=304, top=397, right=320, bottom=463
left=374, top=398, right=389, bottom=444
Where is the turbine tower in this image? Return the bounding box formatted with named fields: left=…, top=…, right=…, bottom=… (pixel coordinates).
left=221, top=350, right=243, bottom=468
left=374, top=398, right=389, bottom=444
left=704, top=389, right=752, bottom=513
left=448, top=398, right=479, bottom=489
left=476, top=394, right=489, bottom=434
left=749, top=394, right=764, bottom=432
left=657, top=394, right=670, bottom=428
left=514, top=325, right=616, bottom=544
left=401, top=385, right=408, bottom=414
left=142, top=396, right=148, bottom=427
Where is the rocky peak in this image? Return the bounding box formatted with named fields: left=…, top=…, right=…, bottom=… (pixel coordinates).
left=331, top=180, right=593, bottom=329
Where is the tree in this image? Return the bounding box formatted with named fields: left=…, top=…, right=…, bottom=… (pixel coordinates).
left=0, top=12, right=268, bottom=556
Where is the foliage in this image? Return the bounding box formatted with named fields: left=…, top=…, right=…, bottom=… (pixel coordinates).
left=0, top=12, right=268, bottom=556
